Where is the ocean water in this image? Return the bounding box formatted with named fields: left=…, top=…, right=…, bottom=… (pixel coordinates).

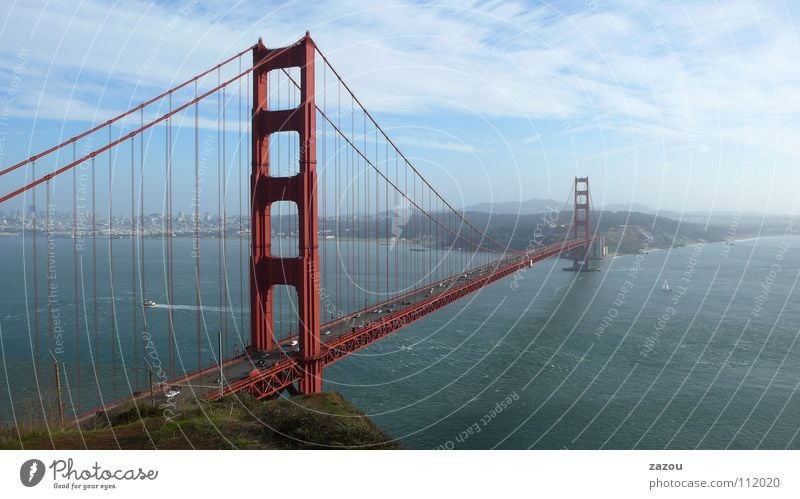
left=327, top=236, right=800, bottom=449
left=0, top=234, right=488, bottom=422
left=1, top=235, right=799, bottom=449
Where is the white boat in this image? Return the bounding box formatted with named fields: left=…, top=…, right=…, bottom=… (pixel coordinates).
left=662, top=279, right=671, bottom=292
left=143, top=299, right=157, bottom=307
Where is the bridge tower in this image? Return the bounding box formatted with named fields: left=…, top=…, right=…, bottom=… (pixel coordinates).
left=250, top=33, right=321, bottom=393
left=571, top=176, right=592, bottom=271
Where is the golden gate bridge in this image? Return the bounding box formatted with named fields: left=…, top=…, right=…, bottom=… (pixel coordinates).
left=0, top=33, right=594, bottom=425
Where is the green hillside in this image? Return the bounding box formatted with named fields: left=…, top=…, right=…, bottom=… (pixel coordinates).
left=0, top=392, right=399, bottom=450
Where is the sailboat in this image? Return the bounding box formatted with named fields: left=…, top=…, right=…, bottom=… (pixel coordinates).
left=662, top=279, right=671, bottom=292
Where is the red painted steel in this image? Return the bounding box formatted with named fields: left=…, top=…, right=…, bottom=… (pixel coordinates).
left=0, top=46, right=255, bottom=179
left=250, top=34, right=322, bottom=393
left=0, top=42, right=300, bottom=205
left=314, top=45, right=513, bottom=254
left=0, top=33, right=597, bottom=408
left=572, top=176, right=591, bottom=269
left=215, top=239, right=587, bottom=400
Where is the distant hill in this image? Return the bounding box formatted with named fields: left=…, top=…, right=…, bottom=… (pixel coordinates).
left=464, top=199, right=656, bottom=215
left=593, top=211, right=727, bottom=255
left=454, top=210, right=730, bottom=255
left=466, top=199, right=793, bottom=219
left=598, top=202, right=657, bottom=213
left=466, top=199, right=660, bottom=215
left=465, top=198, right=562, bottom=214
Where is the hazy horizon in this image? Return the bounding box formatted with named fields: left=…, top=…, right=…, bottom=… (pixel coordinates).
left=0, top=1, right=798, bottom=216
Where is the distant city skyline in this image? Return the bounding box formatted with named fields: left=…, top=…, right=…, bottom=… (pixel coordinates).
left=1, top=1, right=798, bottom=215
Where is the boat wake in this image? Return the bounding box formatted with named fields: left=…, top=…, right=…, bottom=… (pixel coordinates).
left=149, top=304, right=242, bottom=313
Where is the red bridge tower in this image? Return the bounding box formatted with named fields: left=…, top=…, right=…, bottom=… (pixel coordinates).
left=250, top=34, right=321, bottom=393
left=571, top=176, right=592, bottom=271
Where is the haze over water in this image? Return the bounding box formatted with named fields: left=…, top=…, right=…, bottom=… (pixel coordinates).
left=1, top=235, right=798, bottom=449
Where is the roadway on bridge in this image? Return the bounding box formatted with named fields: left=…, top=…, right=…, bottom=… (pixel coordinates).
left=160, top=247, right=567, bottom=405
left=71, top=241, right=582, bottom=427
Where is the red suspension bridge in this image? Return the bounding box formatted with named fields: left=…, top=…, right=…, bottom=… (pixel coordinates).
left=0, top=33, right=594, bottom=423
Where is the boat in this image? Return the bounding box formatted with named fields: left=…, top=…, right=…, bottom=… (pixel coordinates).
left=409, top=248, right=427, bottom=252
left=143, top=299, right=157, bottom=307
left=662, top=279, right=671, bottom=292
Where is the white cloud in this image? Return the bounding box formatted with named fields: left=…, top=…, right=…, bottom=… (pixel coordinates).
left=1, top=1, right=797, bottom=145
left=1, top=0, right=799, bottom=211
left=394, top=134, right=479, bottom=154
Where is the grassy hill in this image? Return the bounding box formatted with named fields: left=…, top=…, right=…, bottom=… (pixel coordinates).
left=456, top=210, right=728, bottom=255
left=0, top=392, right=399, bottom=450
left=595, top=211, right=728, bottom=255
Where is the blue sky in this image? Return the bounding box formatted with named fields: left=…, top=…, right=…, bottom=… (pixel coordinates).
left=1, top=0, right=799, bottom=215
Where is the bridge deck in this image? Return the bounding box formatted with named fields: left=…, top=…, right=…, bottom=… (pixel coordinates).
left=71, top=239, right=586, bottom=423
left=201, top=239, right=586, bottom=400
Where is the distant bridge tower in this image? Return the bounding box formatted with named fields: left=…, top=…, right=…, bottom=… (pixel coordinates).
left=571, top=176, right=592, bottom=271
left=250, top=33, right=321, bottom=393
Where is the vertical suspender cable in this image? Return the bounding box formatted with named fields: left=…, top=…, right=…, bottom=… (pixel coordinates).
left=336, top=82, right=341, bottom=317
left=321, top=60, right=326, bottom=322
left=167, top=93, right=174, bottom=377
left=195, top=81, right=201, bottom=369
left=108, top=125, right=118, bottom=399
left=405, top=159, right=408, bottom=293
left=394, top=149, right=398, bottom=297
left=45, top=179, right=52, bottom=403
left=364, top=109, right=368, bottom=307
left=238, top=56, right=244, bottom=353
left=32, top=161, right=40, bottom=393
left=349, top=96, right=353, bottom=315
left=428, top=187, right=432, bottom=286
left=246, top=70, right=251, bottom=347
left=375, top=119, right=380, bottom=301
left=385, top=138, right=389, bottom=298
left=91, top=155, right=98, bottom=394
left=217, top=68, right=223, bottom=361
left=413, top=166, right=416, bottom=286
left=72, top=143, right=80, bottom=412
left=131, top=136, right=137, bottom=390
left=222, top=84, right=228, bottom=360
left=139, top=107, right=147, bottom=338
